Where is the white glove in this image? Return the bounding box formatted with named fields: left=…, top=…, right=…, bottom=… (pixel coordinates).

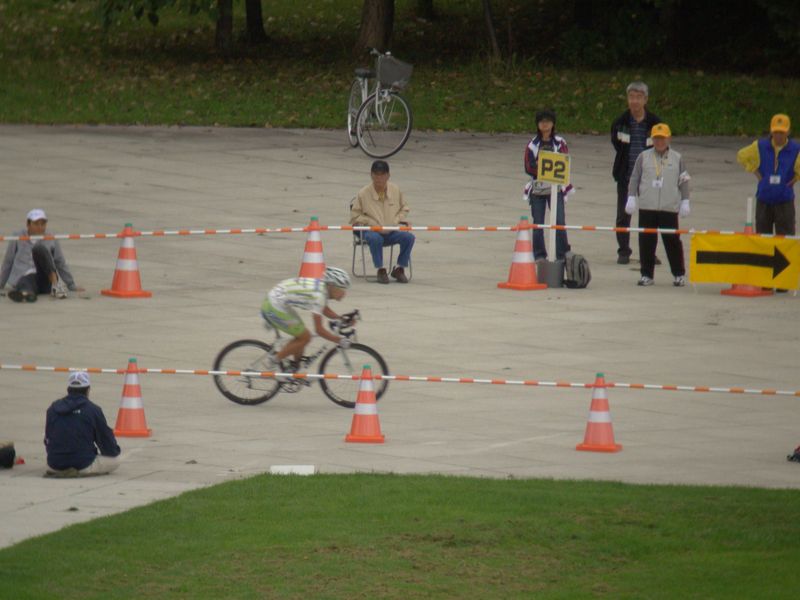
left=338, top=337, right=352, bottom=350
left=679, top=199, right=690, bottom=218
left=625, top=196, right=637, bottom=215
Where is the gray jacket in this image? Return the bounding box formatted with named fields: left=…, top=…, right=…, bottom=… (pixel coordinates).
left=628, top=147, right=690, bottom=213
left=0, top=229, right=76, bottom=290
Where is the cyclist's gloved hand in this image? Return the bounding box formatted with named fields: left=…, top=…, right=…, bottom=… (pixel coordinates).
left=338, top=337, right=352, bottom=350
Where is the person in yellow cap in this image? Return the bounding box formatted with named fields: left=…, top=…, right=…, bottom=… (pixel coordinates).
left=737, top=114, right=800, bottom=245
left=625, top=123, right=691, bottom=287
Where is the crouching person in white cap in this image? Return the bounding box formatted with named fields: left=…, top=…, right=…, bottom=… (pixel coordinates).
left=0, top=209, right=80, bottom=302
left=44, top=371, right=121, bottom=477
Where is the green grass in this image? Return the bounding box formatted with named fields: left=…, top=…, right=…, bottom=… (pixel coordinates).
left=1, top=474, right=799, bottom=598
left=1, top=0, right=799, bottom=134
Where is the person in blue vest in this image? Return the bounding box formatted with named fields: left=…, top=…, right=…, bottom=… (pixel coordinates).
left=737, top=114, right=800, bottom=239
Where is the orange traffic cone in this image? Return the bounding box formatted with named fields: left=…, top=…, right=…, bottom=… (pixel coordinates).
left=720, top=223, right=773, bottom=297
left=101, top=224, right=152, bottom=298
left=114, top=358, right=152, bottom=438
left=298, top=216, right=326, bottom=279
left=498, top=216, right=547, bottom=290
left=576, top=373, right=622, bottom=453
left=345, top=365, right=385, bottom=444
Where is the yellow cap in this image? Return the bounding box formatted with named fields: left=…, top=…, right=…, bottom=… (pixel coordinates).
left=651, top=123, right=672, bottom=138
left=770, top=114, right=790, bottom=133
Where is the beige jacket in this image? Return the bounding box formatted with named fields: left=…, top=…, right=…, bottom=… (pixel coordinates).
left=350, top=182, right=409, bottom=227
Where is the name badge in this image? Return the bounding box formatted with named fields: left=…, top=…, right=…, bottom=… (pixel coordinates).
left=652, top=178, right=663, bottom=189
left=769, top=175, right=781, bottom=185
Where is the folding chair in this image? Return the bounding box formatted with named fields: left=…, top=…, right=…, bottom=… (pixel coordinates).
left=349, top=200, right=412, bottom=281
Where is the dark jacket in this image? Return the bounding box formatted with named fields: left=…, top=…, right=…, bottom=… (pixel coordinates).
left=610, top=109, right=661, bottom=182
left=44, top=392, right=120, bottom=470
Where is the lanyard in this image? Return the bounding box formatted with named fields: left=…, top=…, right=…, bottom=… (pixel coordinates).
left=653, top=150, right=668, bottom=179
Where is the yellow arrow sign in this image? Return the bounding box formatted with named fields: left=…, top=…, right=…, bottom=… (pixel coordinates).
left=537, top=151, right=570, bottom=185
left=690, top=233, right=800, bottom=289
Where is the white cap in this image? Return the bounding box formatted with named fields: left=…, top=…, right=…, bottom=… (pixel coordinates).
left=27, top=209, right=47, bottom=222
left=67, top=371, right=91, bottom=388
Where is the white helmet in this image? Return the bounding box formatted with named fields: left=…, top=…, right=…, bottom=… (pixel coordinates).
left=323, top=266, right=351, bottom=289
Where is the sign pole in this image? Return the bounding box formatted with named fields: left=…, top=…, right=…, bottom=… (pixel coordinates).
left=548, top=185, right=558, bottom=259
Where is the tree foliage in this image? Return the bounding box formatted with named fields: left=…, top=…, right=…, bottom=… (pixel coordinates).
left=99, top=0, right=217, bottom=28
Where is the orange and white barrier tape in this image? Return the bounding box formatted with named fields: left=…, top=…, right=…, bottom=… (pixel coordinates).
left=2, top=363, right=798, bottom=397
left=3, top=224, right=799, bottom=242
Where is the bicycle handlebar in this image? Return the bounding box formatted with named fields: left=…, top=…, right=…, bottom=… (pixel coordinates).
left=367, top=47, right=391, bottom=57
left=330, top=309, right=360, bottom=337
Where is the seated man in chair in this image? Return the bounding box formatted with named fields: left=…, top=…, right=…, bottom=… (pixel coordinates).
left=350, top=160, right=415, bottom=284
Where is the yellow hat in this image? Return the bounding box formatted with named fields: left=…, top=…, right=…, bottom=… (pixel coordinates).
left=651, top=123, right=672, bottom=138
left=770, top=114, right=790, bottom=133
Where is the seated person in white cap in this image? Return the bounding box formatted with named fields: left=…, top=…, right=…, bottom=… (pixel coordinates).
left=0, top=209, right=79, bottom=302
left=44, top=371, right=121, bottom=477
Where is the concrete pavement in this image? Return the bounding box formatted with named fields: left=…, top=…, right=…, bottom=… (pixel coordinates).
left=1, top=125, right=798, bottom=549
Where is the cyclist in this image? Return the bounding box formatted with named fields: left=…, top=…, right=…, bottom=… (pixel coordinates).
left=261, top=267, right=353, bottom=369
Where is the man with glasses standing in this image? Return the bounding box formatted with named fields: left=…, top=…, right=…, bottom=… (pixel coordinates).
left=611, top=81, right=661, bottom=265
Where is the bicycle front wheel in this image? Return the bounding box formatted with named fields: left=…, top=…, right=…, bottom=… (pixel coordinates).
left=318, top=343, right=389, bottom=408
left=347, top=79, right=362, bottom=147
left=213, top=340, right=281, bottom=405
left=356, top=91, right=412, bottom=159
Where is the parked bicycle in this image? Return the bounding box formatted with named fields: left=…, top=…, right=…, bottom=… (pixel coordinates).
left=347, top=48, right=413, bottom=159
left=212, top=310, right=389, bottom=408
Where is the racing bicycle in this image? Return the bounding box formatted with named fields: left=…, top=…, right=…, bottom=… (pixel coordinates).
left=212, top=310, right=389, bottom=408
left=347, top=48, right=413, bottom=159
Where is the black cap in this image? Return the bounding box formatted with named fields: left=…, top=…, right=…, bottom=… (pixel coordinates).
left=371, top=160, right=390, bottom=173
left=535, top=109, right=557, bottom=125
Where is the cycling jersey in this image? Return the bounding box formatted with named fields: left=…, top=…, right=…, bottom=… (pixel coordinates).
left=261, top=277, right=327, bottom=336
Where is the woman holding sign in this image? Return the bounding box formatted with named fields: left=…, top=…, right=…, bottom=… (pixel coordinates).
left=523, top=109, right=573, bottom=262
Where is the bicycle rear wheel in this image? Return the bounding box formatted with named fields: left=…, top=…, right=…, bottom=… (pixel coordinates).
left=318, top=343, right=389, bottom=408
left=356, top=91, right=412, bottom=159
left=347, top=79, right=362, bottom=147
left=213, top=340, right=281, bottom=405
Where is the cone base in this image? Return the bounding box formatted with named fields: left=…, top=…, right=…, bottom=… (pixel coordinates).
left=497, top=282, right=547, bottom=291
left=114, top=428, right=152, bottom=438
left=102, top=289, right=152, bottom=298
left=576, top=443, right=622, bottom=453
left=345, top=434, right=385, bottom=444
left=721, top=286, right=773, bottom=297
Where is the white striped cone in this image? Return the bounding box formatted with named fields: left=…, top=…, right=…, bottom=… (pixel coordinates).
left=345, top=366, right=385, bottom=443
left=576, top=373, right=621, bottom=452
left=498, top=217, right=546, bottom=290
left=101, top=224, right=152, bottom=298
left=114, top=358, right=152, bottom=437
left=298, top=217, right=326, bottom=279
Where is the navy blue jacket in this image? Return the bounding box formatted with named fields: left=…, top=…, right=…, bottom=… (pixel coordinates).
left=44, top=392, right=121, bottom=470
left=610, top=109, right=661, bottom=182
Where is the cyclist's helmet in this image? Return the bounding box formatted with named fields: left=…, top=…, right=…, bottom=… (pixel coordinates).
left=323, top=266, right=351, bottom=289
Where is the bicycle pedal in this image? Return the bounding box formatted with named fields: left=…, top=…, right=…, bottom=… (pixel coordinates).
left=279, top=381, right=303, bottom=393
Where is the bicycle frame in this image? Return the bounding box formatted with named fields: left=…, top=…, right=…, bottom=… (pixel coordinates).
left=265, top=311, right=360, bottom=376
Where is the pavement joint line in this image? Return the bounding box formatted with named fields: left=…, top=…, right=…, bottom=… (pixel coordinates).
left=2, top=363, right=798, bottom=397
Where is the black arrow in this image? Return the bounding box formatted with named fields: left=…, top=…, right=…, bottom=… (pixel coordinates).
left=696, top=246, right=790, bottom=278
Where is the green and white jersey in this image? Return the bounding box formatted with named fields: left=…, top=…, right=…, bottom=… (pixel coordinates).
left=264, top=277, right=327, bottom=315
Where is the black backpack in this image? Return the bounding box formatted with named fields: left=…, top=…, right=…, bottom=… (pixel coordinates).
left=564, top=253, right=591, bottom=289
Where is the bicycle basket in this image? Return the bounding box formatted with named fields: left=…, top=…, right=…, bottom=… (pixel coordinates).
left=378, top=55, right=413, bottom=90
